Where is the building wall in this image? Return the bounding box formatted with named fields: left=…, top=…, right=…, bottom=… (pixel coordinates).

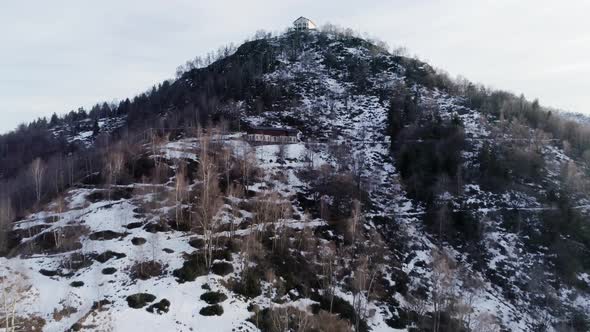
left=253, top=129, right=297, bottom=136
left=294, top=22, right=305, bottom=31
left=294, top=18, right=316, bottom=31
left=246, top=134, right=298, bottom=143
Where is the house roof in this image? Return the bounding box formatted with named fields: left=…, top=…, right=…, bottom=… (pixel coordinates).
left=293, top=16, right=316, bottom=26
left=249, top=126, right=298, bottom=133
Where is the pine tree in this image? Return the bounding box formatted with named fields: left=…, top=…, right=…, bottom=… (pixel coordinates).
left=92, top=119, right=100, bottom=136
left=49, top=113, right=60, bottom=127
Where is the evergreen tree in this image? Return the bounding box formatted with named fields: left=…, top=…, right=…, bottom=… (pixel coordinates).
left=92, top=119, right=100, bottom=136
left=49, top=113, right=60, bottom=127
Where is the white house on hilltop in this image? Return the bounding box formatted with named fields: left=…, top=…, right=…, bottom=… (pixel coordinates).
left=293, top=17, right=317, bottom=31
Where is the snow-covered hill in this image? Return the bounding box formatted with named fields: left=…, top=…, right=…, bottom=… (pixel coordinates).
left=1, top=29, right=589, bottom=332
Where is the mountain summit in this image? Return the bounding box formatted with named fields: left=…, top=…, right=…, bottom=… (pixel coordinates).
left=1, top=27, right=589, bottom=332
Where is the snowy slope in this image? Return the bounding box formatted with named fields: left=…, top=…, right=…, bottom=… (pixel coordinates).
left=2, top=30, right=589, bottom=332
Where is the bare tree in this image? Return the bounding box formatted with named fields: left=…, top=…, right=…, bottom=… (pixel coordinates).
left=351, top=253, right=381, bottom=332
left=319, top=244, right=337, bottom=313
left=239, top=149, right=256, bottom=192
left=293, top=308, right=313, bottom=332
left=436, top=202, right=450, bottom=246
left=320, top=195, right=330, bottom=222
left=30, top=158, right=46, bottom=204
left=239, top=231, right=263, bottom=275
left=221, top=146, right=232, bottom=193
left=562, top=160, right=585, bottom=194
left=276, top=143, right=286, bottom=164
left=149, top=131, right=169, bottom=184
left=227, top=184, right=243, bottom=239
left=314, top=310, right=352, bottom=332
left=50, top=195, right=67, bottom=249
left=253, top=192, right=289, bottom=251
left=420, top=96, right=439, bottom=122
left=405, top=294, right=428, bottom=326
left=52, top=154, right=64, bottom=194
left=351, top=150, right=367, bottom=194
left=303, top=143, right=317, bottom=171
left=0, top=197, right=14, bottom=254
left=196, top=134, right=222, bottom=270
left=473, top=312, right=500, bottom=332
left=103, top=150, right=125, bottom=199
left=459, top=268, right=484, bottom=329
left=348, top=199, right=362, bottom=244
left=174, top=161, right=188, bottom=229
left=270, top=307, right=290, bottom=332
left=276, top=197, right=292, bottom=248
left=150, top=232, right=160, bottom=262
left=431, top=249, right=455, bottom=332
left=329, top=143, right=352, bottom=172
left=1, top=271, right=32, bottom=332
left=66, top=154, right=75, bottom=187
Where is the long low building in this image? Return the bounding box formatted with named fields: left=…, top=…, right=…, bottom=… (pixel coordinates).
left=246, top=126, right=299, bottom=143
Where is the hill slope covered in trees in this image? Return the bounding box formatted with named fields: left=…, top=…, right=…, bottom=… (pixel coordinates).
left=1, top=28, right=590, bottom=332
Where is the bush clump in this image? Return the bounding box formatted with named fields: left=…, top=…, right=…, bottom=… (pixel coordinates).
left=146, top=299, right=171, bottom=314
left=125, top=222, right=144, bottom=229
left=311, top=295, right=368, bottom=332
left=200, top=291, right=228, bottom=304
left=39, top=269, right=58, bottom=277
left=211, top=262, right=234, bottom=276
left=61, top=253, right=95, bottom=270
left=173, top=254, right=207, bottom=283
left=130, top=261, right=164, bottom=280
left=131, top=237, right=147, bottom=245
left=126, top=293, right=156, bottom=309
left=70, top=281, right=84, bottom=287
left=89, top=230, right=126, bottom=241
left=199, top=304, right=224, bottom=316
left=94, top=250, right=126, bottom=263
left=188, top=238, right=204, bottom=249
left=232, top=268, right=262, bottom=298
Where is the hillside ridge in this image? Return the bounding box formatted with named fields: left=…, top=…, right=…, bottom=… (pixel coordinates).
left=1, top=28, right=590, bottom=332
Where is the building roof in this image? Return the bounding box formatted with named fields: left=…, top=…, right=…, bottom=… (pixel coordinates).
left=293, top=16, right=309, bottom=23
left=293, top=16, right=316, bottom=26
left=249, top=126, right=298, bottom=133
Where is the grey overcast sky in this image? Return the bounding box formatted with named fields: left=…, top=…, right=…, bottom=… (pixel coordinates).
left=1, top=0, right=589, bottom=133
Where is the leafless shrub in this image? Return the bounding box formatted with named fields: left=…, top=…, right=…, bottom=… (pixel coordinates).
left=1, top=270, right=36, bottom=331
left=129, top=260, right=164, bottom=280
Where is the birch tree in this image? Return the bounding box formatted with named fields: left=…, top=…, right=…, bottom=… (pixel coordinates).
left=174, top=161, right=188, bottom=229
left=348, top=199, right=362, bottom=244
left=239, top=149, right=256, bottom=192
left=320, top=244, right=337, bottom=313
left=431, top=250, right=455, bottom=332
left=197, top=134, right=222, bottom=270
left=221, top=146, right=232, bottom=193
left=460, top=268, right=484, bottom=329
left=104, top=151, right=125, bottom=199
left=1, top=272, right=32, bottom=332
left=30, top=158, right=46, bottom=204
